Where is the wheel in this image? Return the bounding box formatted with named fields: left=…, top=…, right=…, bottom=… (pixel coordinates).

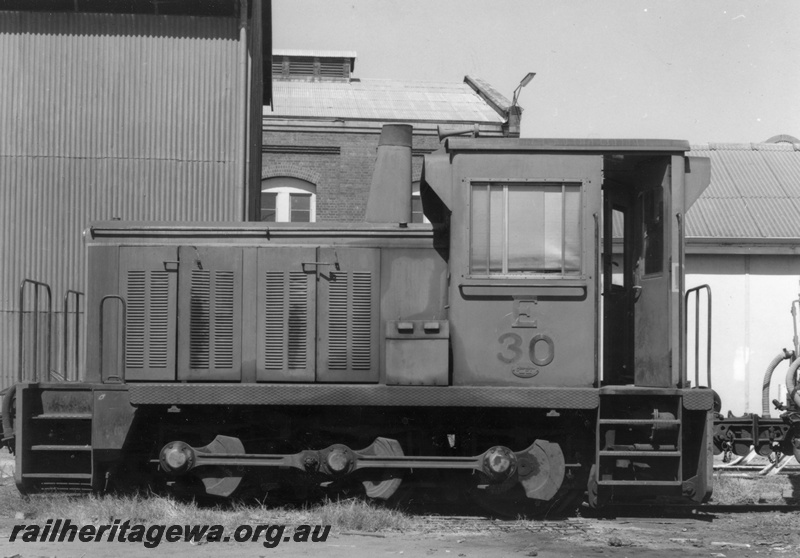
left=358, top=438, right=404, bottom=500
left=191, top=435, right=245, bottom=498
left=469, top=475, right=584, bottom=519
left=586, top=464, right=609, bottom=509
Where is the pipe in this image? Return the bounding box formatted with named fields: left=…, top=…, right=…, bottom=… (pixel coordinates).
left=237, top=0, right=249, bottom=220
left=762, top=349, right=793, bottom=416
left=785, top=356, right=800, bottom=409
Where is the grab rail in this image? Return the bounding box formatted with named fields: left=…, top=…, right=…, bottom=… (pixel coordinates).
left=18, top=279, right=53, bottom=382
left=63, top=290, right=84, bottom=382
left=685, top=284, right=712, bottom=388
left=99, top=295, right=127, bottom=384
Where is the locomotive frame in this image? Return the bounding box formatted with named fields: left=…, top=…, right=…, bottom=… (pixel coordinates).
left=2, top=126, right=715, bottom=512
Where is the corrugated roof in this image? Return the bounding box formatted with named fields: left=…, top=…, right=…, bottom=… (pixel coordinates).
left=687, top=142, right=800, bottom=239
left=265, top=79, right=507, bottom=124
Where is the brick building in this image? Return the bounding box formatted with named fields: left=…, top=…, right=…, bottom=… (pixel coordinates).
left=262, top=50, right=521, bottom=222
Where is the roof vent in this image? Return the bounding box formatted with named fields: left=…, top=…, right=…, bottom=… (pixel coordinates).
left=272, top=50, right=356, bottom=82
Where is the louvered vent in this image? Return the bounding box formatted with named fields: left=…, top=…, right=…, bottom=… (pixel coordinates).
left=264, top=272, right=284, bottom=370
left=189, top=270, right=236, bottom=370
left=125, top=270, right=171, bottom=369
left=125, top=271, right=146, bottom=368
left=351, top=272, right=372, bottom=370
left=328, top=273, right=349, bottom=370
left=148, top=272, right=170, bottom=368
left=214, top=271, right=235, bottom=369
left=290, top=57, right=314, bottom=76
left=319, top=59, right=346, bottom=78
left=264, top=271, right=309, bottom=370
left=189, top=270, right=211, bottom=369
left=287, top=272, right=308, bottom=368
left=327, top=271, right=372, bottom=371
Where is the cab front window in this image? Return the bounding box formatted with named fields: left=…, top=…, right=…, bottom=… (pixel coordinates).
left=470, top=181, right=582, bottom=276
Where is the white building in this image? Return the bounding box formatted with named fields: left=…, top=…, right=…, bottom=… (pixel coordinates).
left=686, top=135, right=800, bottom=417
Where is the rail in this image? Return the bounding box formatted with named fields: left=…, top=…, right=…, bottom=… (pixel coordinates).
left=62, top=290, right=84, bottom=382
left=685, top=284, right=712, bottom=388
left=18, top=279, right=53, bottom=382
left=99, top=295, right=127, bottom=384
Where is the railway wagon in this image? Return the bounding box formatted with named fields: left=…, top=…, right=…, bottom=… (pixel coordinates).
left=2, top=125, right=714, bottom=511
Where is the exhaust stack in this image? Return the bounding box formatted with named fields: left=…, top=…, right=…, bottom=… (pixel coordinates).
left=365, top=124, right=412, bottom=223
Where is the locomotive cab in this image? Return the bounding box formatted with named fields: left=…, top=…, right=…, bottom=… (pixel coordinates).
left=421, top=138, right=710, bottom=389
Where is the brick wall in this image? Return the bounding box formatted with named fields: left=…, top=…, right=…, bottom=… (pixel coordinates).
left=262, top=129, right=441, bottom=222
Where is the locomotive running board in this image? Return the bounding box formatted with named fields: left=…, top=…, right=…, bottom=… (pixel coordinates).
left=130, top=383, right=601, bottom=409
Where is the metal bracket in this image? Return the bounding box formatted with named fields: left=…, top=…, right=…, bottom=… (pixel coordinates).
left=301, top=261, right=340, bottom=273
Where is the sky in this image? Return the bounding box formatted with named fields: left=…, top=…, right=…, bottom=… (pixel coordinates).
left=272, top=0, right=800, bottom=144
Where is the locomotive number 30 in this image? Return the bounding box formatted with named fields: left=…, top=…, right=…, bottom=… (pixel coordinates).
left=497, top=333, right=555, bottom=366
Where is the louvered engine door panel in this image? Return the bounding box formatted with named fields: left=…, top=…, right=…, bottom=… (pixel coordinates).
left=317, top=248, right=380, bottom=383
left=256, top=247, right=316, bottom=381
left=177, top=246, right=242, bottom=381
left=119, top=247, right=178, bottom=381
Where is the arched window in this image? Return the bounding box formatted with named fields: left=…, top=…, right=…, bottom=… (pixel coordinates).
left=261, top=177, right=316, bottom=222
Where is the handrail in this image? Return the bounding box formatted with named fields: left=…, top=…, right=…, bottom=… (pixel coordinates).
left=99, top=295, right=127, bottom=384
left=63, top=290, right=84, bottom=382
left=791, top=297, right=800, bottom=357
left=685, top=284, right=712, bottom=389
left=18, top=279, right=53, bottom=383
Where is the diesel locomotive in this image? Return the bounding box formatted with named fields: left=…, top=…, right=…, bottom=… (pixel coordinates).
left=2, top=124, right=715, bottom=512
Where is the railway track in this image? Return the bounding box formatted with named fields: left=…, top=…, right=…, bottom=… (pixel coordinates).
left=596, top=502, right=799, bottom=516
left=713, top=451, right=800, bottom=476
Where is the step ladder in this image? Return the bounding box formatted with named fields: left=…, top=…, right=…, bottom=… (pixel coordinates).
left=18, top=387, right=94, bottom=493
left=593, top=391, right=684, bottom=502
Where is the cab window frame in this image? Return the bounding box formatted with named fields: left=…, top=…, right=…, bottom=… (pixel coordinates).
left=466, top=178, right=586, bottom=280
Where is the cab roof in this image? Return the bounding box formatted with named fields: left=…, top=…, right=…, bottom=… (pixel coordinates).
left=445, top=137, right=690, bottom=153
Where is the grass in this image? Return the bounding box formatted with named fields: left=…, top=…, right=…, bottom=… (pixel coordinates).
left=710, top=473, right=799, bottom=505
left=0, top=482, right=411, bottom=533
left=0, top=445, right=411, bottom=532
left=312, top=497, right=411, bottom=532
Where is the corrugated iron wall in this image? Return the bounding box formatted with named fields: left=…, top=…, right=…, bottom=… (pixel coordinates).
left=0, top=11, right=250, bottom=390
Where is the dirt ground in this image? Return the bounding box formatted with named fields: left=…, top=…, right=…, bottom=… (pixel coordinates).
left=2, top=447, right=799, bottom=558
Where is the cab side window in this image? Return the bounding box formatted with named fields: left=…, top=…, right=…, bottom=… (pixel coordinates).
left=642, top=185, right=663, bottom=276
left=470, top=181, right=582, bottom=276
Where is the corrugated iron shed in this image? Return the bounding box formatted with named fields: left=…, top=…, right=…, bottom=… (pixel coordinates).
left=687, top=141, right=800, bottom=239
left=267, top=78, right=507, bottom=124
left=0, top=8, right=265, bottom=390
